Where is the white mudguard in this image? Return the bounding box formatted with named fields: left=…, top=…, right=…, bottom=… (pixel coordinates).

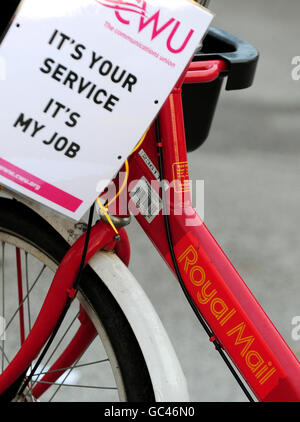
left=89, top=251, right=190, bottom=402
left=1, top=189, right=190, bottom=401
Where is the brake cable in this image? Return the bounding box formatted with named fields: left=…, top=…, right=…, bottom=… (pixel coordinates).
left=155, top=117, right=255, bottom=402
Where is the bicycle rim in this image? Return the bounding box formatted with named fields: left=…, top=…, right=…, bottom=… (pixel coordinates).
left=0, top=198, right=154, bottom=402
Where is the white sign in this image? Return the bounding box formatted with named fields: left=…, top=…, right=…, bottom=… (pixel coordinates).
left=0, top=0, right=213, bottom=220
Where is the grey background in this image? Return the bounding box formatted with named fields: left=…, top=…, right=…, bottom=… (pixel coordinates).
left=126, top=0, right=300, bottom=402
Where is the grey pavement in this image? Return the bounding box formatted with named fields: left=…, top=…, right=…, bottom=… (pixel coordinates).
left=126, top=0, right=300, bottom=402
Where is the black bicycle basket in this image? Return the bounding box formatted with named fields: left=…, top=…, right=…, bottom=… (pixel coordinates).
left=182, top=26, right=259, bottom=152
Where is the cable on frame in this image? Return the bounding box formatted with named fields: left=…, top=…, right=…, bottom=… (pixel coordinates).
left=154, top=117, right=255, bottom=403
left=96, top=127, right=149, bottom=233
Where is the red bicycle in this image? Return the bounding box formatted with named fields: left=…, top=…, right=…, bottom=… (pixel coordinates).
left=0, top=0, right=299, bottom=402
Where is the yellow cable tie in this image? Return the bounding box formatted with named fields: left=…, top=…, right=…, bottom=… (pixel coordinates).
left=106, top=159, right=129, bottom=209
left=104, top=128, right=148, bottom=210
left=130, top=127, right=149, bottom=155
left=96, top=197, right=119, bottom=235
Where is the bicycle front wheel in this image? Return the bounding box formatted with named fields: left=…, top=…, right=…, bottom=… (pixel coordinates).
left=0, top=197, right=155, bottom=402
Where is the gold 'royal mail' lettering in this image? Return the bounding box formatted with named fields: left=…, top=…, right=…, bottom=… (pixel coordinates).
left=178, top=244, right=278, bottom=388
left=226, top=322, right=255, bottom=357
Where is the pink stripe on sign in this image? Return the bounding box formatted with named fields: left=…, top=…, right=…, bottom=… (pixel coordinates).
left=0, top=158, right=83, bottom=212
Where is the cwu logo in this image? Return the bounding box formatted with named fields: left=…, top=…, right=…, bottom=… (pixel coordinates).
left=95, top=0, right=195, bottom=54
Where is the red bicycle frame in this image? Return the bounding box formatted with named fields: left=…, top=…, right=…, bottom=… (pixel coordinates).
left=0, top=59, right=299, bottom=402
left=121, top=59, right=300, bottom=402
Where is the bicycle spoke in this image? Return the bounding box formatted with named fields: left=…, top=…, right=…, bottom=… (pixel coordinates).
left=25, top=252, right=32, bottom=333
left=32, top=359, right=109, bottom=377
left=33, top=380, right=117, bottom=390
left=0, top=342, right=10, bottom=366
left=16, top=247, right=25, bottom=345
left=24, top=251, right=34, bottom=387
left=49, top=348, right=116, bottom=401
left=22, top=357, right=114, bottom=402
left=29, top=312, right=80, bottom=391
left=49, top=345, right=89, bottom=401
left=5, top=264, right=46, bottom=331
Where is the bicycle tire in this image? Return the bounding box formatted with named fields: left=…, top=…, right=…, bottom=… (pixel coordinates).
left=0, top=197, right=155, bottom=402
